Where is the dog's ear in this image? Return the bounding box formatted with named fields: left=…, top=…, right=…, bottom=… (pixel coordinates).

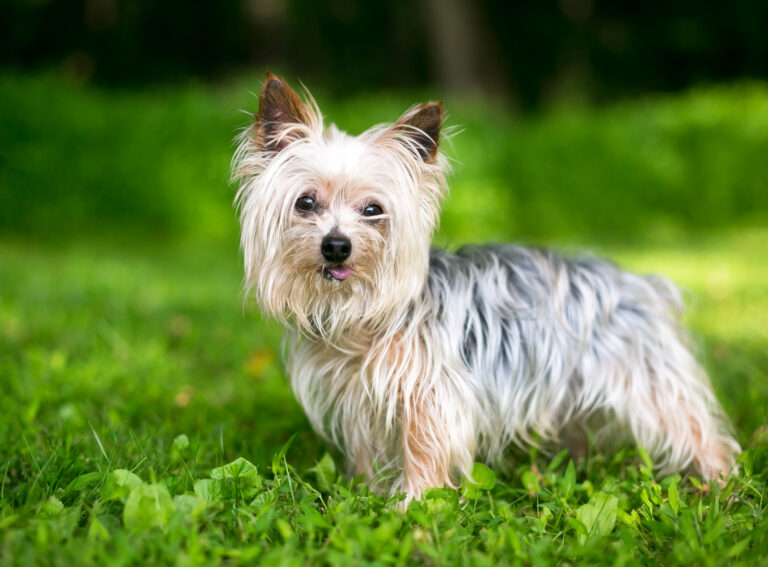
left=392, top=102, right=443, bottom=162
left=255, top=73, right=311, bottom=152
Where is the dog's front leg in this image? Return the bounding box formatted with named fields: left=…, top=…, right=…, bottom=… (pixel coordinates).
left=400, top=383, right=476, bottom=503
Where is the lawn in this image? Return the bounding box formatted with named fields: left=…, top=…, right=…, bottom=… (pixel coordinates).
left=1, top=74, right=767, bottom=565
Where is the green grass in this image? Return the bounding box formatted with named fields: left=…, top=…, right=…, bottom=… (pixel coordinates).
left=1, top=74, right=768, bottom=564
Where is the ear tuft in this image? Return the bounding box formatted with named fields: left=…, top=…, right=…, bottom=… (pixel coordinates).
left=394, top=102, right=443, bottom=162
left=255, top=73, right=311, bottom=152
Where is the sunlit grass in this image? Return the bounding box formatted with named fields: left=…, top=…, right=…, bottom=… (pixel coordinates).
left=610, top=228, right=768, bottom=344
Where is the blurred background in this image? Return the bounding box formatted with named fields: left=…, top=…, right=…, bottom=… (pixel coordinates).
left=4, top=0, right=768, bottom=104
left=2, top=0, right=768, bottom=244
left=1, top=1, right=766, bottom=468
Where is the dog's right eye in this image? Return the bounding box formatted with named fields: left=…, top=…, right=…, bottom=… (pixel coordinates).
left=295, top=196, right=316, bottom=212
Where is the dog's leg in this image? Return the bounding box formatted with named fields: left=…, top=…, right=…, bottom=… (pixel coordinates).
left=402, top=395, right=453, bottom=498
left=581, top=274, right=741, bottom=482
left=345, top=426, right=377, bottom=481
left=615, top=361, right=740, bottom=482
left=400, top=382, right=476, bottom=503
left=352, top=442, right=373, bottom=477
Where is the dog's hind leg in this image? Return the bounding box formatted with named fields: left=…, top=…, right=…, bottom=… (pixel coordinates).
left=610, top=349, right=740, bottom=482
left=585, top=272, right=741, bottom=481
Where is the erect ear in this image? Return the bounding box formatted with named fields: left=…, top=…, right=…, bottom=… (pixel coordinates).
left=255, top=73, right=311, bottom=152
left=392, top=102, right=443, bottom=162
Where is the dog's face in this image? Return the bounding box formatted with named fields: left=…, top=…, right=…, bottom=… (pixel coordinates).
left=233, top=74, right=448, bottom=340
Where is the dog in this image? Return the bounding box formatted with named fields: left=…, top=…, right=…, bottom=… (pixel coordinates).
left=233, top=73, right=740, bottom=502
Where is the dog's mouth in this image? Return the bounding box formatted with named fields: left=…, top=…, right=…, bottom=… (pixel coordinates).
left=321, top=265, right=352, bottom=282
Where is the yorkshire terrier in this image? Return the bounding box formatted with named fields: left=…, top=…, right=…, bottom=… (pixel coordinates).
left=233, top=73, right=740, bottom=502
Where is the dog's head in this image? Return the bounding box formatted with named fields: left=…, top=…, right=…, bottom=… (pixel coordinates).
left=233, top=74, right=448, bottom=341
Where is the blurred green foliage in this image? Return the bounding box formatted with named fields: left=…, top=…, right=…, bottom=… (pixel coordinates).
left=0, top=73, right=238, bottom=241
left=1, top=73, right=767, bottom=245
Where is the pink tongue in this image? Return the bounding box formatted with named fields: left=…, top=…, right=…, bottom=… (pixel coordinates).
left=328, top=266, right=351, bottom=280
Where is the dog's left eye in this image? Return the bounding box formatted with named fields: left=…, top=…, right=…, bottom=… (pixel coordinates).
left=362, top=204, right=383, bottom=217
left=295, top=196, right=316, bottom=212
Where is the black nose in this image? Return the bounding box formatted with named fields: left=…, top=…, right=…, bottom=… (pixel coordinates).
left=321, top=235, right=352, bottom=263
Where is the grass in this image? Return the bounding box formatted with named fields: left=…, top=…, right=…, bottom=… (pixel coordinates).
left=1, top=73, right=767, bottom=565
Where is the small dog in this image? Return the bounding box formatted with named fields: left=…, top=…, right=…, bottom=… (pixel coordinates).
left=233, top=73, right=740, bottom=501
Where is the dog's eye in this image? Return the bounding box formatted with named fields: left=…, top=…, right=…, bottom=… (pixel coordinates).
left=295, top=196, right=316, bottom=212
left=362, top=204, right=383, bottom=217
